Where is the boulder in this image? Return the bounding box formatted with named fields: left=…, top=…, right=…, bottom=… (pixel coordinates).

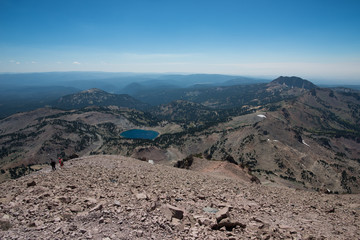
left=215, top=207, right=230, bottom=222
left=161, top=204, right=184, bottom=221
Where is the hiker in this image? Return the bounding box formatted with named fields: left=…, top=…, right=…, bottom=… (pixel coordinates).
left=58, top=157, right=64, bottom=168
left=50, top=158, right=56, bottom=171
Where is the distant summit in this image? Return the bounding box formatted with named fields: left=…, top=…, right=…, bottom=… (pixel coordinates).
left=80, top=88, right=106, bottom=94
left=270, top=76, right=317, bottom=90
left=54, top=88, right=149, bottom=110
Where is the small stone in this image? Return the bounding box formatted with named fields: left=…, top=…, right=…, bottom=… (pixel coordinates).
left=90, top=203, right=103, bottom=212
left=326, top=208, right=335, bottom=213
left=77, top=211, right=89, bottom=217
left=70, top=205, right=82, bottom=213
left=27, top=181, right=36, bottom=187
left=196, top=216, right=213, bottom=226
left=28, top=222, right=36, bottom=227
left=136, top=230, right=144, bottom=237
left=113, top=200, right=121, bottom=207
left=136, top=193, right=148, bottom=200
left=34, top=220, right=43, bottom=227
left=203, top=207, right=218, bottom=214
left=148, top=202, right=157, bottom=212
left=279, top=224, right=297, bottom=233
left=198, top=195, right=206, bottom=200
left=0, top=220, right=12, bottom=231
left=58, top=196, right=72, bottom=204
left=84, top=197, right=98, bottom=207
left=69, top=225, right=77, bottom=231
left=171, top=218, right=182, bottom=226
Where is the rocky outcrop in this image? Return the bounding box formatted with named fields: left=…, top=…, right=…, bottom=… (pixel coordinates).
left=0, top=155, right=359, bottom=239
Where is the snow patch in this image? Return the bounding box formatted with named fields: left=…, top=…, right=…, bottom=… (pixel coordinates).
left=302, top=140, right=310, bottom=147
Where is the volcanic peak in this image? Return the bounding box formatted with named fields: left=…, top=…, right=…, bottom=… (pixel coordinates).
left=271, top=76, right=317, bottom=90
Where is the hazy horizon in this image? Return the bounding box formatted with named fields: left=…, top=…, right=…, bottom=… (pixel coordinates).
left=1, top=71, right=360, bottom=87
left=1, top=0, right=360, bottom=84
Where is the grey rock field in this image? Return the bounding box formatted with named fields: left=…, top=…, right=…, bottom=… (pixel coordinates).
left=0, top=155, right=359, bottom=239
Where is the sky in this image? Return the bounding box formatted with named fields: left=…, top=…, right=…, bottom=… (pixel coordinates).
left=0, top=0, right=360, bottom=83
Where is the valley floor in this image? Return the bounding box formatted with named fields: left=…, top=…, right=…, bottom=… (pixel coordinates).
left=0, top=155, right=359, bottom=239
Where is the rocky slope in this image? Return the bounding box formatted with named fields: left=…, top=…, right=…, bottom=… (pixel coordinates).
left=0, top=155, right=359, bottom=239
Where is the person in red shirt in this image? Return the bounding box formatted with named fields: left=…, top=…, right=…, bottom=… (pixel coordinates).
left=58, top=157, right=64, bottom=168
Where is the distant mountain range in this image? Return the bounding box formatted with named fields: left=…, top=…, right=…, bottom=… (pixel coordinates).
left=0, top=72, right=266, bottom=91
left=131, top=76, right=317, bottom=107
left=0, top=72, right=268, bottom=118
left=52, top=76, right=319, bottom=112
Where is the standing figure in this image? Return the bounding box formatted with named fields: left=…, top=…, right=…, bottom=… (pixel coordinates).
left=59, top=157, right=64, bottom=168
left=51, top=158, right=56, bottom=171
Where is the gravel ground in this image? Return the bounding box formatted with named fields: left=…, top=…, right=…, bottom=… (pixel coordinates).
left=0, top=155, right=359, bottom=239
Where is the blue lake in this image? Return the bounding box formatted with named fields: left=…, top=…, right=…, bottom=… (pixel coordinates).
left=120, top=129, right=159, bottom=140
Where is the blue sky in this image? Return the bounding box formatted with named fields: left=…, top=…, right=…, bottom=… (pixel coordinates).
left=0, top=0, right=359, bottom=83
